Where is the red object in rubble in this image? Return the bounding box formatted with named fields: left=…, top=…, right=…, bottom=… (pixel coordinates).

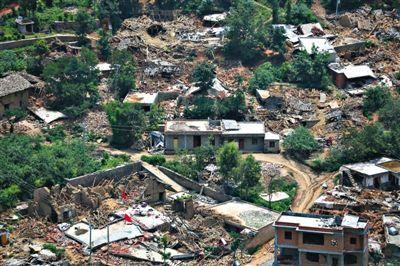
left=121, top=191, right=128, bottom=201
left=124, top=214, right=133, bottom=223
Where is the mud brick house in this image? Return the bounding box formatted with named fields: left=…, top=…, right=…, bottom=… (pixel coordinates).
left=0, top=74, right=33, bottom=118
left=163, top=119, right=280, bottom=154
left=274, top=212, right=369, bottom=266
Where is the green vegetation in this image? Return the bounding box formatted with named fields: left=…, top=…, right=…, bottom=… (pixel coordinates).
left=43, top=48, right=99, bottom=117
left=191, top=61, right=216, bottom=92
left=286, top=3, right=317, bottom=25
left=141, top=154, right=167, bottom=166
left=109, top=49, right=136, bottom=100
left=104, top=101, right=147, bottom=148
left=42, top=243, right=65, bottom=258
left=75, top=9, right=96, bottom=45
left=216, top=142, right=241, bottom=179
left=363, top=86, right=392, bottom=116
left=184, top=91, right=246, bottom=120
left=0, top=134, right=127, bottom=208
left=0, top=50, right=27, bottom=75
left=283, top=126, right=319, bottom=158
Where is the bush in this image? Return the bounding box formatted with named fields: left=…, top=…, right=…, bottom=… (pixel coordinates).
left=283, top=126, right=319, bottom=158
left=44, top=125, right=66, bottom=142
left=141, top=154, right=167, bottom=166
left=287, top=3, right=317, bottom=25
left=42, top=243, right=65, bottom=258
left=0, top=50, right=27, bottom=75
left=363, top=86, right=392, bottom=116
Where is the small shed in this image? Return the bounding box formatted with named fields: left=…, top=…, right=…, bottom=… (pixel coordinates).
left=299, top=37, right=337, bottom=62
left=0, top=74, right=33, bottom=118
left=328, top=63, right=376, bottom=89
left=123, top=92, right=159, bottom=111
left=15, top=17, right=34, bottom=34
left=264, top=132, right=280, bottom=153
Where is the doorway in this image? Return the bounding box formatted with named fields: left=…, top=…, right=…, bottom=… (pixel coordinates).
left=238, top=139, right=244, bottom=150
left=193, top=135, right=201, bottom=148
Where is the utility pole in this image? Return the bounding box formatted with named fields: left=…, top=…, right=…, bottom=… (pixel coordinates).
left=336, top=0, right=341, bottom=17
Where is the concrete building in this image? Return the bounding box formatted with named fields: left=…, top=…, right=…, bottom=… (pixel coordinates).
left=340, top=157, right=400, bottom=189
left=15, top=17, right=34, bottom=34
left=0, top=74, right=33, bottom=118
left=274, top=212, right=369, bottom=266
left=164, top=119, right=280, bottom=154
left=123, top=92, right=159, bottom=111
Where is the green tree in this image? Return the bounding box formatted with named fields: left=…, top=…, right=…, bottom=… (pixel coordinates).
left=268, top=26, right=286, bottom=54
left=109, top=49, right=136, bottom=100
left=184, top=96, right=216, bottom=119
left=75, top=9, right=96, bottom=45
left=104, top=101, right=147, bottom=147
left=289, top=50, right=331, bottom=90
left=379, top=99, right=400, bottom=130
left=283, top=126, right=319, bottom=157
left=160, top=234, right=171, bottom=265
left=217, top=90, right=247, bottom=120
left=0, top=50, right=26, bottom=75
left=97, top=30, right=111, bottom=61
left=225, top=0, right=269, bottom=63
left=217, top=142, right=241, bottom=179
left=191, top=61, right=216, bottom=92
left=193, top=144, right=215, bottom=172
left=33, top=39, right=50, bottom=56
left=285, top=0, right=292, bottom=23
left=235, top=155, right=261, bottom=197
left=97, top=0, right=122, bottom=33
left=42, top=48, right=99, bottom=117
left=148, top=104, right=165, bottom=131
left=248, top=62, right=278, bottom=93
left=363, top=86, right=392, bottom=116
left=271, top=0, right=279, bottom=23
left=287, top=3, right=317, bottom=25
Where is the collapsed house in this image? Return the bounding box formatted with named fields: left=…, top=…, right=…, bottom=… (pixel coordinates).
left=383, top=215, right=400, bottom=258
left=340, top=157, right=400, bottom=189
left=274, top=212, right=369, bottom=266
left=163, top=119, right=280, bottom=154
left=328, top=63, right=376, bottom=89
left=211, top=200, right=279, bottom=249
left=298, top=37, right=338, bottom=63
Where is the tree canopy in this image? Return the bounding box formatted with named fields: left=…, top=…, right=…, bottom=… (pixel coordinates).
left=283, top=126, right=319, bottom=157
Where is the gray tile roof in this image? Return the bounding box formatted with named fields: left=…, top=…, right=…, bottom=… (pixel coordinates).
left=0, top=74, right=32, bottom=98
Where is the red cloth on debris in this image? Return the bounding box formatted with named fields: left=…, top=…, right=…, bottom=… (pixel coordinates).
left=124, top=214, right=133, bottom=223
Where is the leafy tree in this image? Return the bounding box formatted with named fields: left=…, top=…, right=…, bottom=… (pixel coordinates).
left=363, top=86, right=392, bottom=116
left=42, top=48, right=99, bottom=117
left=97, top=0, right=122, bottom=33
left=285, top=0, right=292, bottom=23
left=5, top=108, right=27, bottom=133
left=160, top=234, right=171, bottom=265
left=184, top=96, right=216, bottom=119
left=248, top=62, right=278, bottom=92
left=191, top=61, right=216, bottom=92
left=225, top=0, right=269, bottom=63
left=75, top=9, right=96, bottom=45
left=0, top=184, right=21, bottom=208
left=287, top=3, right=317, bottom=25
left=148, top=104, right=165, bottom=131
left=271, top=0, right=279, bottom=23
left=104, top=101, right=147, bottom=147
left=193, top=144, right=215, bottom=172
left=268, top=26, right=286, bottom=54
left=289, top=50, right=331, bottom=89
left=217, top=90, right=247, bottom=120
left=0, top=50, right=26, bottom=75
left=109, top=49, right=136, bottom=100
left=217, top=141, right=241, bottom=179
left=97, top=30, right=111, bottom=61
left=283, top=126, right=319, bottom=157
left=20, top=0, right=37, bottom=16
left=379, top=99, right=400, bottom=129
left=235, top=155, right=261, bottom=197
left=33, top=39, right=50, bottom=56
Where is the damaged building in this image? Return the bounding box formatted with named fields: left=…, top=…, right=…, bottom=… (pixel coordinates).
left=0, top=74, right=33, bottom=118
left=340, top=157, right=400, bottom=189
left=274, top=212, right=369, bottom=266
left=163, top=119, right=280, bottom=154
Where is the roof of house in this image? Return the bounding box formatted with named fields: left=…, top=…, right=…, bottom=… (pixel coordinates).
left=328, top=63, right=376, bottom=79
left=0, top=74, right=32, bottom=98
left=124, top=92, right=159, bottom=106
left=222, top=122, right=265, bottom=136
left=343, top=162, right=389, bottom=176
left=299, top=23, right=324, bottom=36
left=165, top=120, right=266, bottom=136
left=264, top=132, right=280, bottom=140
left=275, top=212, right=368, bottom=231
left=211, top=200, right=280, bottom=230
left=95, top=62, right=112, bottom=72
left=256, top=89, right=270, bottom=100
left=299, top=37, right=336, bottom=55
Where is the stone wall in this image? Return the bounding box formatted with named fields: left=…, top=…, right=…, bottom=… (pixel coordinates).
left=65, top=161, right=142, bottom=187
left=158, top=166, right=232, bottom=202
left=0, top=34, right=79, bottom=50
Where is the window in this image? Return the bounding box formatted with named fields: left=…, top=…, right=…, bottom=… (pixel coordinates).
left=344, top=254, right=357, bottom=265
left=284, top=231, right=292, bottom=240
left=303, top=232, right=324, bottom=245
left=305, top=253, right=319, bottom=262
left=173, top=137, right=179, bottom=150
left=4, top=104, right=10, bottom=111
left=269, top=141, right=276, bottom=148
left=252, top=138, right=258, bottom=145
left=350, top=237, right=357, bottom=245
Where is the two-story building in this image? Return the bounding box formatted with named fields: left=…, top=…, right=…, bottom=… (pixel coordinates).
left=273, top=212, right=369, bottom=266
left=163, top=119, right=280, bottom=154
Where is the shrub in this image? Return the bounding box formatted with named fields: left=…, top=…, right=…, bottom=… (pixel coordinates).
left=283, top=126, right=319, bottom=158
left=141, top=154, right=167, bottom=166
left=363, top=86, right=392, bottom=116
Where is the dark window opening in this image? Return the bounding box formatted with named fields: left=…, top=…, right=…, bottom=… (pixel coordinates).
left=193, top=135, right=201, bottom=148
left=238, top=139, right=244, bottom=150
left=4, top=104, right=10, bottom=110
left=63, top=211, right=70, bottom=220
left=344, top=254, right=357, bottom=265
left=269, top=141, right=276, bottom=148
left=350, top=237, right=357, bottom=245
left=159, top=192, right=165, bottom=201
left=252, top=138, right=258, bottom=145
left=284, top=231, right=292, bottom=240
left=305, top=253, right=319, bottom=262
left=303, top=232, right=324, bottom=245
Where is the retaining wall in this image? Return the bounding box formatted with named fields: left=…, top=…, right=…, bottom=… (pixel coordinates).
left=0, top=34, right=79, bottom=50
left=158, top=166, right=232, bottom=202
left=65, top=161, right=142, bottom=187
